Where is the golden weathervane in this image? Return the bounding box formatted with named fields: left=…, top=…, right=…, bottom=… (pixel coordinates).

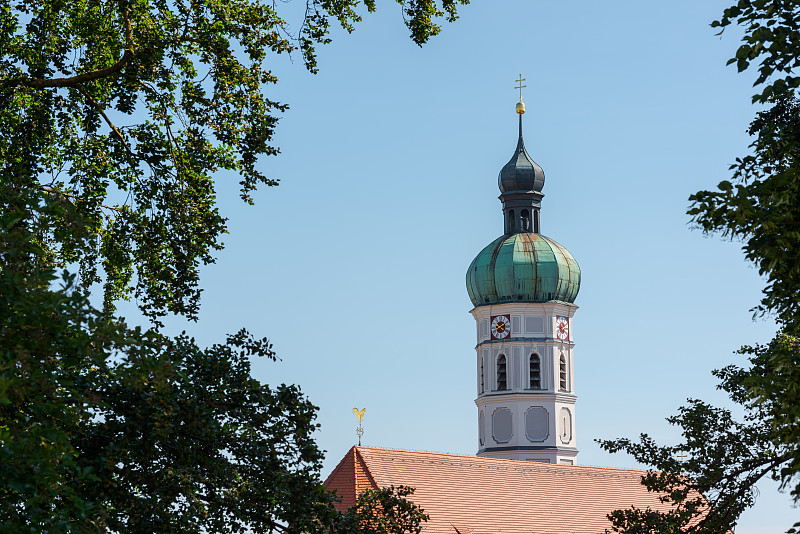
left=353, top=407, right=366, bottom=446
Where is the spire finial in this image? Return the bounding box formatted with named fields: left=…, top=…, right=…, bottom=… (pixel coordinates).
left=514, top=74, right=526, bottom=114
left=353, top=407, right=366, bottom=446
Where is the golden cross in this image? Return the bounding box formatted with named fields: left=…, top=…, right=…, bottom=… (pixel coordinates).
left=676, top=451, right=688, bottom=463
left=515, top=74, right=526, bottom=101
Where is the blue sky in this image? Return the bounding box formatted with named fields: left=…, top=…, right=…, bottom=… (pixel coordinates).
left=129, top=0, right=794, bottom=531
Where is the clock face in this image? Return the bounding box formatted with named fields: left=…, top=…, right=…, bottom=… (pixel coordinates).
left=555, top=316, right=569, bottom=341
left=490, top=315, right=511, bottom=339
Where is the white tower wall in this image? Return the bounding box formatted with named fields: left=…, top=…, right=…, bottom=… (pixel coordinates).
left=472, top=301, right=578, bottom=464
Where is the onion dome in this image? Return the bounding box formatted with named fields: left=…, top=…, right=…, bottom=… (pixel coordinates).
left=498, top=118, right=545, bottom=194
left=466, top=233, right=580, bottom=307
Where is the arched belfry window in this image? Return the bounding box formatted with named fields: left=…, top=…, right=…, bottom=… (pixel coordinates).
left=497, top=354, right=507, bottom=391
left=529, top=354, right=541, bottom=389
left=534, top=210, right=540, bottom=234
left=521, top=209, right=530, bottom=232
left=559, top=354, right=567, bottom=391
left=507, top=210, right=515, bottom=233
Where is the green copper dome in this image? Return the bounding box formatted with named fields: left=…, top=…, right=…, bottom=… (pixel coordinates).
left=466, top=233, right=581, bottom=307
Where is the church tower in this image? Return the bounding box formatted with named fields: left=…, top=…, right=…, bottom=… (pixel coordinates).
left=465, top=89, right=581, bottom=465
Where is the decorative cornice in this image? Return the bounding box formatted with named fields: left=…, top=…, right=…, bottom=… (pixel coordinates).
left=469, top=301, right=579, bottom=317
left=474, top=392, right=576, bottom=406
left=475, top=338, right=575, bottom=349
left=478, top=445, right=579, bottom=453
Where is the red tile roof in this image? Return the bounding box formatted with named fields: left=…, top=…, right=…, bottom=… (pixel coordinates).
left=325, top=446, right=379, bottom=510
left=324, top=446, right=672, bottom=534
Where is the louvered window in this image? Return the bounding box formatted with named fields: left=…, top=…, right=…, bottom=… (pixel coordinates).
left=559, top=355, right=567, bottom=391
left=529, top=353, right=541, bottom=389
left=497, top=354, right=507, bottom=391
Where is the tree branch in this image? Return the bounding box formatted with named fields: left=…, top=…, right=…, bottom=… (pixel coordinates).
left=76, top=86, right=135, bottom=159
left=694, top=450, right=792, bottom=494
left=696, top=458, right=782, bottom=532
left=138, top=80, right=184, bottom=177
left=40, top=186, right=126, bottom=214
left=0, top=10, right=134, bottom=90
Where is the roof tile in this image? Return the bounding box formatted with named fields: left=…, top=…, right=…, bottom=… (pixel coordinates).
left=324, top=447, right=672, bottom=534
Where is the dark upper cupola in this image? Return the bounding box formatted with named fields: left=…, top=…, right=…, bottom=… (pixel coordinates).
left=498, top=97, right=545, bottom=234
left=498, top=118, right=545, bottom=194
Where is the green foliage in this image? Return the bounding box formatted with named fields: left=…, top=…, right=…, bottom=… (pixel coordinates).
left=340, top=486, right=429, bottom=534
left=719, top=333, right=800, bottom=501
left=1, top=238, right=337, bottom=533
left=689, top=95, right=800, bottom=333
left=1, top=0, right=467, bottom=530
left=599, top=336, right=795, bottom=533
left=0, top=0, right=468, bottom=322
left=0, top=230, right=118, bottom=532
left=74, top=330, right=334, bottom=534
left=712, top=0, right=800, bottom=103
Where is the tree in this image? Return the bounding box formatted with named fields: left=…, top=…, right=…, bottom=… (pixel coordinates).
left=1, top=271, right=332, bottom=533
left=339, top=486, right=430, bottom=534
left=689, top=95, right=800, bottom=333
left=599, top=1, right=800, bottom=532
left=712, top=0, right=800, bottom=105
left=0, top=233, right=121, bottom=532
left=598, top=335, right=798, bottom=534
left=2, top=216, right=341, bottom=533
left=1, top=251, right=430, bottom=534
left=0, top=0, right=467, bottom=531
left=0, top=0, right=468, bottom=321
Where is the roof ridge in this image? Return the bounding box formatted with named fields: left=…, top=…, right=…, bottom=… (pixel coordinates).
left=354, top=446, right=650, bottom=476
